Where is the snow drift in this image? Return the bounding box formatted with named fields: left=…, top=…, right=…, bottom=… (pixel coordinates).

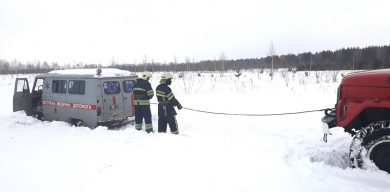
left=1, top=70, right=389, bottom=192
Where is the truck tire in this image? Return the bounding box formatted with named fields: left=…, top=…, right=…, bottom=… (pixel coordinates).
left=349, top=121, right=390, bottom=173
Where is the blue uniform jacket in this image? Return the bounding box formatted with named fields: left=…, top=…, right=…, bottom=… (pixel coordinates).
left=132, top=78, right=154, bottom=105
left=156, top=83, right=181, bottom=116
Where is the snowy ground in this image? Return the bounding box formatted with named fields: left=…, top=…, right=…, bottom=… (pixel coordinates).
left=1, top=69, right=390, bottom=192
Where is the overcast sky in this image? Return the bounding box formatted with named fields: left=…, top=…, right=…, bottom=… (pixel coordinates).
left=1, top=0, right=390, bottom=65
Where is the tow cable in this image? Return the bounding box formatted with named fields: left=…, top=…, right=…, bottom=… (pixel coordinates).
left=182, top=107, right=328, bottom=116
left=151, top=103, right=329, bottom=117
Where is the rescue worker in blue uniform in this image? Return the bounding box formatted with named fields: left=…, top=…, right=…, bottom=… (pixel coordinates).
left=156, top=72, right=182, bottom=134
left=132, top=71, right=154, bottom=133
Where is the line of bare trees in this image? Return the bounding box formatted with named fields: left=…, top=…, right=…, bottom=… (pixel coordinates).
left=0, top=59, right=99, bottom=74
left=117, top=45, right=390, bottom=72
left=1, top=45, right=390, bottom=75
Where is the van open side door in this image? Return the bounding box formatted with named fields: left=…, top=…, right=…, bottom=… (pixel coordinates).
left=13, top=78, right=32, bottom=115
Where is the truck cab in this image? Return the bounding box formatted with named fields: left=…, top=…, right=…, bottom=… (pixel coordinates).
left=322, top=69, right=390, bottom=173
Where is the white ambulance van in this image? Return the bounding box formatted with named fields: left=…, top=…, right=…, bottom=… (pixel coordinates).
left=13, top=68, right=138, bottom=128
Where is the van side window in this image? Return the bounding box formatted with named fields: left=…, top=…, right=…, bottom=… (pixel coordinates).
left=52, top=80, right=67, bottom=93
left=68, top=80, right=85, bottom=95
left=103, top=81, right=121, bottom=94
left=122, top=80, right=136, bottom=93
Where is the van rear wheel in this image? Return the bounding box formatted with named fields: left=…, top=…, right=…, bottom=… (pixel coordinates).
left=349, top=121, right=390, bottom=173
left=71, top=119, right=85, bottom=127
left=75, top=120, right=85, bottom=127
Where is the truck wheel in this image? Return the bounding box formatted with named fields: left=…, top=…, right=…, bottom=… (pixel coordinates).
left=349, top=121, right=390, bottom=173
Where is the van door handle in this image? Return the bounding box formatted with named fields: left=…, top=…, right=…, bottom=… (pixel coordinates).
left=54, top=108, right=57, bottom=113
left=124, top=97, right=128, bottom=100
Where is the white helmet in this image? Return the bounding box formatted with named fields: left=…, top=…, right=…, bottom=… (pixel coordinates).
left=161, top=72, right=173, bottom=80
left=141, top=71, right=152, bottom=80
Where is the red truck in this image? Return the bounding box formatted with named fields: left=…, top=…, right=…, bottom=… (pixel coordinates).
left=322, top=69, right=390, bottom=173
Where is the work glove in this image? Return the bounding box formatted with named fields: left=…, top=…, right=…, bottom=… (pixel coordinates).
left=177, top=103, right=183, bottom=110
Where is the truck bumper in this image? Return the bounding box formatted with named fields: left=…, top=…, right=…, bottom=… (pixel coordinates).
left=321, top=109, right=337, bottom=142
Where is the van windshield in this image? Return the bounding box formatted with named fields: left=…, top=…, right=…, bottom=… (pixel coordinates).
left=33, top=78, right=44, bottom=92
left=103, top=81, right=121, bottom=94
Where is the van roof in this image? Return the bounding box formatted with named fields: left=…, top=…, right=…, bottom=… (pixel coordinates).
left=37, top=68, right=137, bottom=79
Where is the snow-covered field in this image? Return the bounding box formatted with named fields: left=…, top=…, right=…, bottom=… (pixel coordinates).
left=1, top=69, right=389, bottom=192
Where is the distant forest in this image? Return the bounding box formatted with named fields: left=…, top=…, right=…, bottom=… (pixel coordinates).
left=1, top=45, right=390, bottom=74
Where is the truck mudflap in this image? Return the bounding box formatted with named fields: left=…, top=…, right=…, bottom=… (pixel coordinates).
left=321, top=108, right=337, bottom=142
